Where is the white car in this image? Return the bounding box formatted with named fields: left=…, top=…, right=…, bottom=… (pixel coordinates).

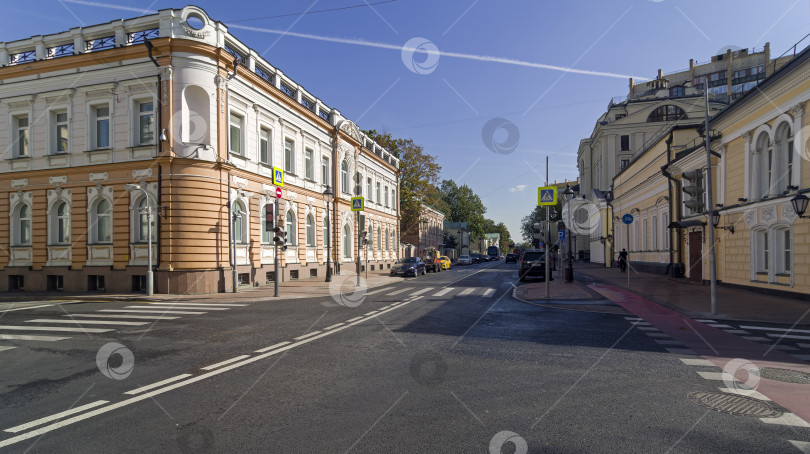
left=457, top=255, right=472, bottom=265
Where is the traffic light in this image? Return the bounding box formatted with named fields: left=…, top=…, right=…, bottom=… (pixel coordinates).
left=361, top=230, right=368, bottom=246
left=264, top=203, right=274, bottom=233
left=273, top=226, right=287, bottom=251
left=682, top=169, right=705, bottom=213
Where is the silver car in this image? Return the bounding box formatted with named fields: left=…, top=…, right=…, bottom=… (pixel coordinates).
left=457, top=255, right=472, bottom=265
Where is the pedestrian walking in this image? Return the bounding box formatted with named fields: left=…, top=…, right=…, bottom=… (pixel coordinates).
left=619, top=249, right=628, bottom=272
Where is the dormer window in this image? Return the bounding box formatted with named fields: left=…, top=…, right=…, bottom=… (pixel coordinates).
left=647, top=105, right=687, bottom=123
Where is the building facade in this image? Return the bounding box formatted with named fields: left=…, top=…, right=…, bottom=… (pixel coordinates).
left=0, top=6, right=399, bottom=293
left=402, top=204, right=444, bottom=257
left=442, top=221, right=469, bottom=259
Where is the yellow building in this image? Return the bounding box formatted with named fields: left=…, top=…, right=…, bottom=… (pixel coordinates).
left=0, top=6, right=400, bottom=293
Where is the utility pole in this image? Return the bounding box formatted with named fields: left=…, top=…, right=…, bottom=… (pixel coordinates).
left=704, top=87, right=718, bottom=315
left=274, top=198, right=279, bottom=297
left=545, top=156, right=550, bottom=298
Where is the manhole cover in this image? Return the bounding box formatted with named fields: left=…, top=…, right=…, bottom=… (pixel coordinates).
left=751, top=367, right=810, bottom=384
left=688, top=392, right=784, bottom=417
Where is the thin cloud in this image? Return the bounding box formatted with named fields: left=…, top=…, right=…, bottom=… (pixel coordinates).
left=62, top=0, right=151, bottom=13
left=508, top=184, right=527, bottom=193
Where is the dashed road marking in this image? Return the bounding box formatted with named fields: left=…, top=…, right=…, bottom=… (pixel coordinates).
left=739, top=325, right=810, bottom=335
left=124, top=374, right=194, bottom=395
left=145, top=302, right=247, bottom=307
left=26, top=319, right=147, bottom=326
left=3, top=400, right=109, bottom=434
left=0, top=325, right=112, bottom=334
left=293, top=331, right=322, bottom=341
left=386, top=288, right=410, bottom=296
left=695, top=319, right=717, bottom=323
left=98, top=309, right=206, bottom=315
left=363, top=311, right=379, bottom=316
left=707, top=324, right=732, bottom=328
left=696, top=371, right=724, bottom=380
left=410, top=287, right=435, bottom=296
left=346, top=316, right=363, bottom=323
left=625, top=317, right=642, bottom=321
left=0, top=346, right=16, bottom=352
left=794, top=354, right=810, bottom=362
left=725, top=329, right=750, bottom=335
left=646, top=332, right=670, bottom=337
left=799, top=343, right=810, bottom=349
left=772, top=345, right=799, bottom=351
left=482, top=288, right=496, bottom=297
left=767, top=333, right=810, bottom=341
left=742, top=336, right=771, bottom=342
left=433, top=288, right=455, bottom=297
left=637, top=327, right=659, bottom=331
left=63, top=314, right=180, bottom=320
left=789, top=440, right=810, bottom=453
left=324, top=323, right=345, bottom=330
left=680, top=358, right=714, bottom=366
left=255, top=341, right=291, bottom=353
left=458, top=288, right=475, bottom=296
left=125, top=305, right=228, bottom=311
left=655, top=340, right=683, bottom=345
left=0, top=334, right=69, bottom=342
left=201, top=355, right=252, bottom=371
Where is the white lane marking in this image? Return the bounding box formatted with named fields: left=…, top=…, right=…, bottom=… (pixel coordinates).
left=0, top=325, right=112, bottom=333
left=0, top=334, right=70, bottom=342
left=633, top=321, right=651, bottom=326
left=794, top=354, right=810, bottom=362
left=4, top=400, right=109, bottom=433
left=742, top=336, right=771, bottom=342
left=433, top=288, right=455, bottom=297
left=0, top=346, right=17, bottom=352
left=346, top=316, right=363, bottom=323
left=482, top=288, right=496, bottom=297
left=725, top=329, right=750, bottom=334
left=740, top=325, right=810, bottom=334
left=365, top=288, right=390, bottom=296
left=0, top=304, right=65, bottom=313
left=696, top=371, right=724, bottom=380
left=707, top=324, right=732, bottom=328
left=293, top=331, right=322, bottom=341
left=718, top=387, right=771, bottom=401
left=458, top=288, right=475, bottom=296
left=324, top=323, right=345, bottom=330
left=410, top=287, right=435, bottom=296
left=125, top=305, right=228, bottom=311
left=26, top=319, right=146, bottom=326
left=798, top=343, right=810, bottom=349
left=666, top=348, right=697, bottom=355
left=63, top=314, right=180, bottom=320
left=98, top=309, right=206, bottom=315
left=123, top=374, right=194, bottom=395
left=144, top=302, right=247, bottom=307
left=695, top=319, right=717, bottom=323
left=789, top=440, right=810, bottom=453
left=638, top=327, right=659, bottom=331
left=386, top=288, right=410, bottom=296
left=655, top=340, right=683, bottom=345
left=680, top=358, right=714, bottom=366
left=625, top=317, right=642, bottom=321
left=255, top=341, right=291, bottom=353
left=0, top=298, right=420, bottom=449
left=767, top=333, right=810, bottom=341
left=201, top=355, right=252, bottom=371
left=772, top=345, right=799, bottom=351
left=646, top=333, right=670, bottom=337
left=363, top=311, right=379, bottom=316
left=760, top=413, right=810, bottom=428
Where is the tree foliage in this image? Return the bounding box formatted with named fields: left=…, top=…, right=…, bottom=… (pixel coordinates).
left=520, top=201, right=563, bottom=243
left=439, top=179, right=487, bottom=239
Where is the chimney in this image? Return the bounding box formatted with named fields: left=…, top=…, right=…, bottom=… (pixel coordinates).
left=658, top=69, right=663, bottom=79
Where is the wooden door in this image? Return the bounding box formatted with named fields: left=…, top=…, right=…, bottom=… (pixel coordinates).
left=688, top=231, right=703, bottom=284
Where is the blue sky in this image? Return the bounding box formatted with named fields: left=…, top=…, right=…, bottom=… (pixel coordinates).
left=4, top=0, right=809, bottom=240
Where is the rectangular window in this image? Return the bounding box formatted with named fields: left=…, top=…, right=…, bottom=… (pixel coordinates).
left=138, top=102, right=154, bottom=145
left=642, top=219, right=647, bottom=251
left=322, top=156, right=329, bottom=185
left=55, top=112, right=68, bottom=153
left=620, top=159, right=629, bottom=170
left=391, top=189, right=396, bottom=212
left=15, top=116, right=29, bottom=157
left=782, top=230, right=791, bottom=273
left=663, top=213, right=669, bottom=249
left=757, top=231, right=769, bottom=273
left=620, top=135, right=630, bottom=151
left=651, top=216, right=657, bottom=250
left=260, top=128, right=271, bottom=164
left=384, top=186, right=389, bottom=207
left=284, top=138, right=294, bottom=173
left=305, top=148, right=313, bottom=180
left=376, top=182, right=381, bottom=203
left=94, top=106, right=110, bottom=149
left=229, top=113, right=242, bottom=155
left=367, top=178, right=373, bottom=201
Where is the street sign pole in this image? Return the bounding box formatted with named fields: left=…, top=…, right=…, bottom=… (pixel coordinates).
left=626, top=224, right=630, bottom=289
left=274, top=198, right=279, bottom=297
left=545, top=157, right=550, bottom=298
left=356, top=210, right=361, bottom=287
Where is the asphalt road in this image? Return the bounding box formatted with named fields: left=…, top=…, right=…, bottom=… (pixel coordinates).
left=0, top=261, right=807, bottom=453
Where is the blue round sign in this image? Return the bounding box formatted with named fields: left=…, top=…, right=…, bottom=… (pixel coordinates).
left=622, top=214, right=634, bottom=225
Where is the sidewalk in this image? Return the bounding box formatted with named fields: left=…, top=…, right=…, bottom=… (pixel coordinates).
left=573, top=262, right=810, bottom=325
left=0, top=270, right=404, bottom=309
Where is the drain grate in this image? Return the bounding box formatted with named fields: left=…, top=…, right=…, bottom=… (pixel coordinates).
left=751, top=367, right=810, bottom=384
left=688, top=392, right=784, bottom=417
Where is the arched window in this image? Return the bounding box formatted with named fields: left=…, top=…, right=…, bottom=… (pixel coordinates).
left=385, top=227, right=390, bottom=250
left=93, top=199, right=112, bottom=243
left=13, top=203, right=32, bottom=246
left=306, top=214, right=315, bottom=246
left=343, top=224, right=352, bottom=258
left=286, top=210, right=297, bottom=246
left=368, top=224, right=374, bottom=249
left=232, top=201, right=246, bottom=244
left=755, top=133, right=772, bottom=199
left=341, top=160, right=349, bottom=194
left=52, top=201, right=71, bottom=244
left=323, top=213, right=330, bottom=248
left=135, top=196, right=156, bottom=243
left=775, top=123, right=793, bottom=193
left=647, top=105, right=687, bottom=122
left=377, top=225, right=382, bottom=250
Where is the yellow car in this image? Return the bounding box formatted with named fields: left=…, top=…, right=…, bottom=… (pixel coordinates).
left=439, top=256, right=452, bottom=270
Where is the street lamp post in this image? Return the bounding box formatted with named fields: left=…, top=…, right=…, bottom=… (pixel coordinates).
left=323, top=186, right=333, bottom=282
left=125, top=184, right=153, bottom=296
left=562, top=184, right=575, bottom=282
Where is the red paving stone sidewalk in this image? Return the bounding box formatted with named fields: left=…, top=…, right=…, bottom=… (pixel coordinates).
left=574, top=262, right=810, bottom=325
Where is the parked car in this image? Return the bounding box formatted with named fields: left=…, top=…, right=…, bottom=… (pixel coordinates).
left=470, top=253, right=482, bottom=264
left=519, top=249, right=552, bottom=282
left=390, top=257, right=426, bottom=277
left=457, top=255, right=472, bottom=265
left=439, top=256, right=452, bottom=270
left=505, top=253, right=518, bottom=263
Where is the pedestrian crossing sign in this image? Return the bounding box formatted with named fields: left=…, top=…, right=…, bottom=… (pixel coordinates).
left=538, top=186, right=557, bottom=206
left=273, top=167, right=284, bottom=187
left=351, top=197, right=364, bottom=211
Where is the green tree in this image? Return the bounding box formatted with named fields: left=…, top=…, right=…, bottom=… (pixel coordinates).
left=439, top=179, right=487, bottom=239
left=443, top=231, right=458, bottom=249
left=520, top=201, right=563, bottom=244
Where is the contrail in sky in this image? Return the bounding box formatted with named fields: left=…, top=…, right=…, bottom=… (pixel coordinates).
left=62, top=0, right=152, bottom=13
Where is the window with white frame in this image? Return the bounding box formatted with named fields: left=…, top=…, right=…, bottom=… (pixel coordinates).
left=391, top=188, right=396, bottom=212
left=343, top=224, right=351, bottom=258
left=53, top=111, right=68, bottom=153
left=384, top=185, right=389, bottom=207
left=260, top=128, right=271, bottom=165
left=13, top=115, right=29, bottom=157
left=91, top=199, right=112, bottom=243
left=775, top=228, right=791, bottom=274
left=376, top=182, right=381, bottom=203
left=357, top=173, right=363, bottom=196
left=651, top=216, right=657, bottom=250
left=377, top=226, right=381, bottom=250
left=232, top=201, right=246, bottom=244
left=368, top=225, right=374, bottom=249
left=12, top=203, right=32, bottom=246
left=135, top=196, right=155, bottom=243
left=284, top=138, right=294, bottom=173
left=229, top=113, right=243, bottom=155
left=775, top=122, right=793, bottom=193
left=754, top=229, right=768, bottom=274
left=286, top=210, right=297, bottom=246
left=92, top=105, right=110, bottom=149
left=341, top=160, right=349, bottom=194
left=367, top=178, right=372, bottom=202
left=663, top=213, right=669, bottom=249
left=322, top=156, right=330, bottom=185
left=137, top=101, right=155, bottom=145
left=323, top=213, right=329, bottom=247
left=385, top=227, right=390, bottom=250
left=306, top=214, right=315, bottom=246
left=305, top=148, right=314, bottom=180
left=51, top=201, right=70, bottom=245
left=754, top=133, right=772, bottom=199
